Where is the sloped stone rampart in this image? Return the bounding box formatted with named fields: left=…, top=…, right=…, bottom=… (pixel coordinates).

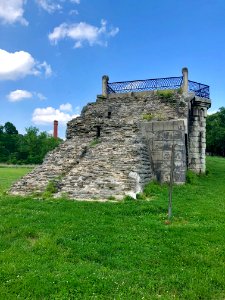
left=10, top=137, right=92, bottom=196
left=10, top=90, right=192, bottom=199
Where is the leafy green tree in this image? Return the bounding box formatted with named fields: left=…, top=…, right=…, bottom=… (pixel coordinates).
left=206, top=107, right=225, bottom=156
left=4, top=122, right=18, bottom=135
left=0, top=122, right=19, bottom=162
left=0, top=122, right=62, bottom=164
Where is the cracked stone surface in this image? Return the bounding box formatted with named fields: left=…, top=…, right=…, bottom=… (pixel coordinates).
left=10, top=90, right=210, bottom=200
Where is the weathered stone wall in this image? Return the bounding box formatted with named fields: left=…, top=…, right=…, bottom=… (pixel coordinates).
left=10, top=89, right=210, bottom=200
left=140, top=120, right=186, bottom=184
left=66, top=90, right=188, bottom=140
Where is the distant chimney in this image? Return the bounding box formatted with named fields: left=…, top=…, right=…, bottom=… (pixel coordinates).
left=53, top=120, right=58, bottom=138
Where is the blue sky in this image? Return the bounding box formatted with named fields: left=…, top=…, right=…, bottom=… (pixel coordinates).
left=0, top=0, right=224, bottom=138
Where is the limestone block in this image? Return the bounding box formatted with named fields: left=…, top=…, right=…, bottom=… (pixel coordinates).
left=162, top=121, right=174, bottom=131
left=173, top=120, right=185, bottom=131
left=153, top=141, right=164, bottom=151
left=173, top=130, right=184, bottom=140
left=164, top=131, right=174, bottom=141
left=163, top=151, right=172, bottom=160
left=154, top=131, right=164, bottom=141
left=153, top=121, right=164, bottom=131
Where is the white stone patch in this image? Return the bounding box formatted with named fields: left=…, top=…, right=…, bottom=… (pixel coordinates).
left=128, top=171, right=142, bottom=195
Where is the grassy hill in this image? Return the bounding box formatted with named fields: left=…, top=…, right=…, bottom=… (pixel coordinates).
left=0, top=157, right=225, bottom=299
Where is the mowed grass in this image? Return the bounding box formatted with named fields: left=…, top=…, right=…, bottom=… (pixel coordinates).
left=0, top=157, right=225, bottom=299
left=0, top=167, right=33, bottom=194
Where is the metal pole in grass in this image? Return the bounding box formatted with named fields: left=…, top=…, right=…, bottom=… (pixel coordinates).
left=168, top=144, right=176, bottom=220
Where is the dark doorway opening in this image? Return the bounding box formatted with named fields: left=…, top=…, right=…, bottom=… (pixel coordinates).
left=107, top=111, right=111, bottom=119
left=96, top=126, right=101, bottom=138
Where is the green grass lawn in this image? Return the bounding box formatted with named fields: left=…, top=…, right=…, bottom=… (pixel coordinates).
left=0, top=167, right=33, bottom=194
left=0, top=157, right=225, bottom=299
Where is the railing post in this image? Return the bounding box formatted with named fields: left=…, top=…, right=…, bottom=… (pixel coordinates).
left=102, top=75, right=109, bottom=97
left=182, top=67, right=188, bottom=93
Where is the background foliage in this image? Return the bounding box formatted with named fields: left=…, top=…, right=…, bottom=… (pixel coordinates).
left=206, top=107, right=225, bottom=157
left=0, top=122, right=62, bottom=164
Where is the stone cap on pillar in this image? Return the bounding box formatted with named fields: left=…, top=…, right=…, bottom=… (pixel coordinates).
left=192, top=96, right=211, bottom=109
left=102, top=75, right=109, bottom=97
left=182, top=67, right=188, bottom=93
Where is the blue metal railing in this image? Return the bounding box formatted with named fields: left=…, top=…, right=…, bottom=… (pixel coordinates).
left=188, top=80, right=210, bottom=99
left=107, top=76, right=210, bottom=99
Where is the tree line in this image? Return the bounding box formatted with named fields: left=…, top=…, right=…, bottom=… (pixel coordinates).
left=0, top=122, right=62, bottom=164
left=0, top=109, right=224, bottom=165
left=206, top=107, right=225, bottom=157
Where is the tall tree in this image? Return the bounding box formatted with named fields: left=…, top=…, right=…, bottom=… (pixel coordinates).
left=4, top=122, right=18, bottom=135
left=0, top=123, right=62, bottom=164
left=206, top=107, right=225, bottom=156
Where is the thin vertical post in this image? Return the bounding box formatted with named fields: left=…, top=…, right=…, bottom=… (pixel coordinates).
left=168, top=144, right=175, bottom=220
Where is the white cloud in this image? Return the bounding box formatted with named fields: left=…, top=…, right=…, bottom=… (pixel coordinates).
left=7, top=89, right=33, bottom=102
left=36, top=0, right=80, bottom=13
left=48, top=19, right=119, bottom=48
left=59, top=103, right=72, bottom=112
left=0, top=0, right=81, bottom=24
left=69, top=9, right=79, bottom=15
left=35, top=92, right=47, bottom=101
left=37, top=61, right=52, bottom=77
left=36, top=0, right=62, bottom=13
left=7, top=90, right=47, bottom=102
left=0, top=0, right=28, bottom=25
left=0, top=49, right=52, bottom=80
left=74, top=41, right=82, bottom=48
left=32, top=105, right=79, bottom=125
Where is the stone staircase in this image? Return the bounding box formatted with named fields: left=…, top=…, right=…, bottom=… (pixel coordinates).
left=56, top=134, right=153, bottom=199
left=10, top=136, right=92, bottom=196
left=10, top=130, right=153, bottom=199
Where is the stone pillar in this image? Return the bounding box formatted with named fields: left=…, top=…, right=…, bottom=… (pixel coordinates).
left=188, top=97, right=211, bottom=173
left=182, top=67, right=188, bottom=93
left=102, top=75, right=109, bottom=96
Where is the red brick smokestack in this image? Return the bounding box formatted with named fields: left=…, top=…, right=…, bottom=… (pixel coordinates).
left=53, top=120, right=58, bottom=138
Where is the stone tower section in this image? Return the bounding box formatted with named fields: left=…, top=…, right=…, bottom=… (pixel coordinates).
left=188, top=97, right=210, bottom=173
left=10, top=68, right=211, bottom=200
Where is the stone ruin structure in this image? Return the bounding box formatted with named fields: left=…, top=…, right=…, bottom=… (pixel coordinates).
left=10, top=68, right=211, bottom=200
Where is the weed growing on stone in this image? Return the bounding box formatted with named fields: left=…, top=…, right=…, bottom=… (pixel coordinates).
left=142, top=112, right=166, bottom=121
left=157, top=90, right=174, bottom=99
left=90, top=138, right=101, bottom=147
left=42, top=180, right=58, bottom=198
left=142, top=113, right=154, bottom=121
left=107, top=195, right=116, bottom=201
left=177, top=87, right=183, bottom=94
